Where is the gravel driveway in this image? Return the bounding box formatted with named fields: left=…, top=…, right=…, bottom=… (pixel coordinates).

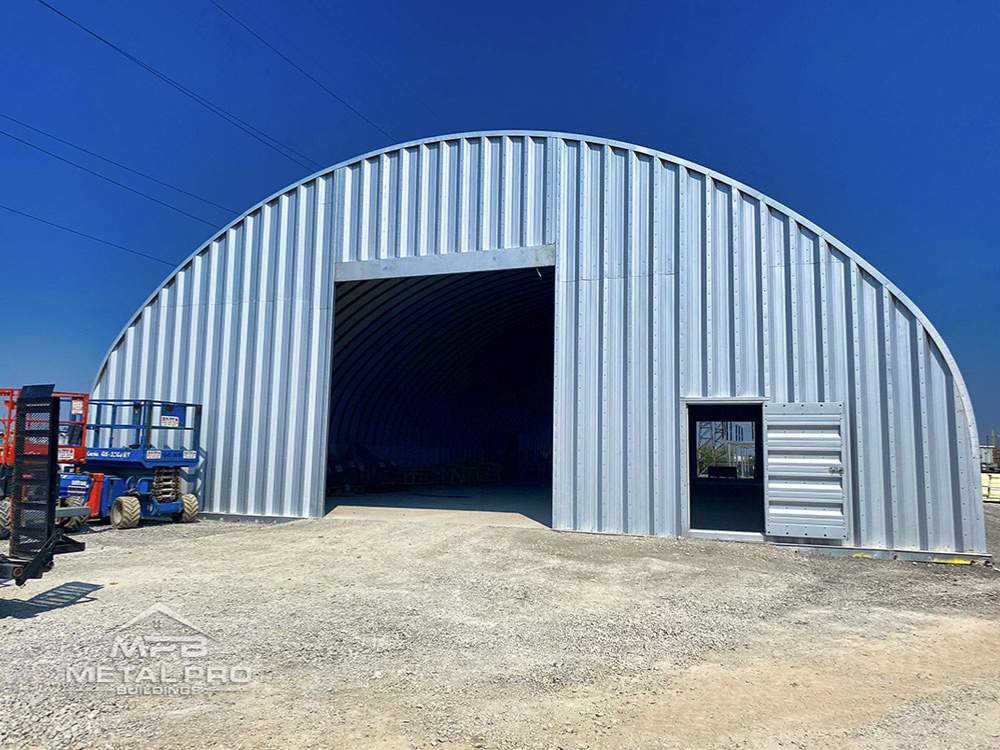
left=2, top=503, right=999, bottom=749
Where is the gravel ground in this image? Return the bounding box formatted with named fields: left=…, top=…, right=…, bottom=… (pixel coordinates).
left=1, top=504, right=999, bottom=750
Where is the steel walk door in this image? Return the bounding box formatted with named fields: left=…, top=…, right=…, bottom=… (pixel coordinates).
left=763, top=402, right=848, bottom=540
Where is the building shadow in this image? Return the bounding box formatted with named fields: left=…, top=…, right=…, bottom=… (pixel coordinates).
left=0, top=581, right=103, bottom=619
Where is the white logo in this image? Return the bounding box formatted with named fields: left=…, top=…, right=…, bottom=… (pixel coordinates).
left=90, top=448, right=131, bottom=459
left=65, top=603, right=252, bottom=696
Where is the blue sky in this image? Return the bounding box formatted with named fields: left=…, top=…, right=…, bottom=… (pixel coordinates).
left=3, top=0, right=998, bottom=435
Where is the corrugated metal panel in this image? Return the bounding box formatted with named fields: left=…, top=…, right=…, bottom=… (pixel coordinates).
left=92, top=131, right=986, bottom=554
left=763, top=402, right=848, bottom=539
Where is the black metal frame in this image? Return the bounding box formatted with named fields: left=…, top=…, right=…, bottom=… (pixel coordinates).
left=687, top=403, right=765, bottom=533
left=1, top=385, right=84, bottom=586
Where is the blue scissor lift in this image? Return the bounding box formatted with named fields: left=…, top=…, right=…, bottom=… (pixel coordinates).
left=61, top=399, right=202, bottom=529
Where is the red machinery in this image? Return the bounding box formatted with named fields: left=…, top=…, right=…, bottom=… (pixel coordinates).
left=0, top=389, right=16, bottom=468
left=1, top=388, right=89, bottom=538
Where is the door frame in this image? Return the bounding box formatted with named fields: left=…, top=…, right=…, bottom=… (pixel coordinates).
left=327, top=258, right=558, bottom=524
left=680, top=398, right=768, bottom=542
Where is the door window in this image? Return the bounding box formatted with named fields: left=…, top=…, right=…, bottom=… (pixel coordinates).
left=694, top=420, right=757, bottom=479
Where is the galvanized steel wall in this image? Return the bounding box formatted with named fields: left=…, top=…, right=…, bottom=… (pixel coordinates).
left=92, top=131, right=985, bottom=554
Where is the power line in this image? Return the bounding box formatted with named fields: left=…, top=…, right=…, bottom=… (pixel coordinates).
left=304, top=0, right=440, bottom=125
left=0, top=112, right=239, bottom=214
left=0, top=202, right=175, bottom=266
left=32, top=0, right=321, bottom=171
left=0, top=127, right=219, bottom=227
left=208, top=0, right=394, bottom=141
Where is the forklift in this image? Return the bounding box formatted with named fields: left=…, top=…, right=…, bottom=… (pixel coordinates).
left=1, top=388, right=89, bottom=539
left=1, top=385, right=86, bottom=586
left=59, top=399, right=202, bottom=529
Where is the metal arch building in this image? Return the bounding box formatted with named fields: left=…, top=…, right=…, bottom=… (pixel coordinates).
left=91, top=131, right=987, bottom=557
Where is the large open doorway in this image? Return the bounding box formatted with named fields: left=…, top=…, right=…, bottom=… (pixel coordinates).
left=688, top=404, right=764, bottom=534
left=325, top=266, right=554, bottom=527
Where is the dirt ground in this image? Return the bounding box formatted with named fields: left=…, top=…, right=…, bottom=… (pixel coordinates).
left=1, top=502, right=999, bottom=750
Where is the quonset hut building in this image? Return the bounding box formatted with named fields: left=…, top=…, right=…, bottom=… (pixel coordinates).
left=92, top=132, right=988, bottom=559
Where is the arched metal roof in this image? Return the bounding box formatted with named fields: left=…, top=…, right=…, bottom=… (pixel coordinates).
left=93, top=130, right=975, bottom=441
left=91, top=131, right=984, bottom=553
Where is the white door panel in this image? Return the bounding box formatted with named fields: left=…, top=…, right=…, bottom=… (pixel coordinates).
left=764, top=402, right=848, bottom=540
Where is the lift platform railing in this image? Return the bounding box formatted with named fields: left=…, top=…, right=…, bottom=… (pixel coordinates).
left=1, top=389, right=88, bottom=467
left=86, top=399, right=202, bottom=466
left=0, top=388, right=15, bottom=468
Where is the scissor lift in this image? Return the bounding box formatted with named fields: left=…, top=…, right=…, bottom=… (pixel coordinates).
left=59, top=399, right=201, bottom=529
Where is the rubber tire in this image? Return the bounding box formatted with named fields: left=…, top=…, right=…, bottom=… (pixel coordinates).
left=178, top=493, right=199, bottom=523
left=0, top=497, right=10, bottom=540
left=59, top=496, right=88, bottom=532
left=110, top=496, right=141, bottom=530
